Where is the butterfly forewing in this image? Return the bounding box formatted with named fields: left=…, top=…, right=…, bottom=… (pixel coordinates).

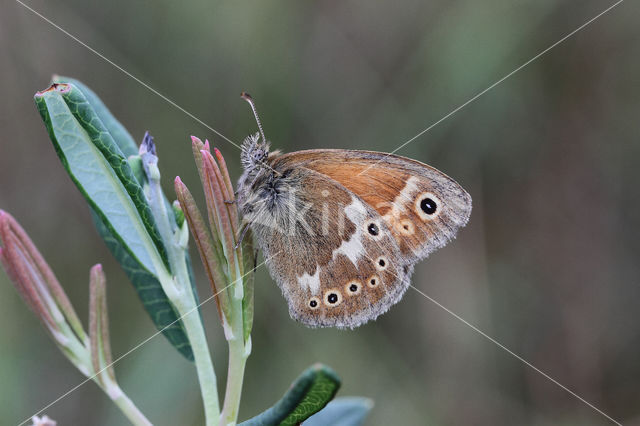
left=273, top=149, right=472, bottom=262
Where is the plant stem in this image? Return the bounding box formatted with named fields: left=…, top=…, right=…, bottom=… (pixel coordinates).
left=109, top=384, right=153, bottom=426
left=169, top=258, right=221, bottom=425
left=176, top=298, right=221, bottom=425
left=158, top=250, right=220, bottom=424
left=220, top=260, right=248, bottom=425
left=221, top=334, right=248, bottom=425
left=168, top=236, right=222, bottom=424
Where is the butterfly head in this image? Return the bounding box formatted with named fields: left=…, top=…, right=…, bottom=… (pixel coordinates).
left=241, top=132, right=270, bottom=171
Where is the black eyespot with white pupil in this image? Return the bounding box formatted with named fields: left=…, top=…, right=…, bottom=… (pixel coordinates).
left=308, top=297, right=320, bottom=309
left=420, top=197, right=437, bottom=215
left=345, top=281, right=362, bottom=295
left=367, top=223, right=379, bottom=236
left=323, top=289, right=342, bottom=306
left=367, top=275, right=380, bottom=288
left=375, top=256, right=389, bottom=271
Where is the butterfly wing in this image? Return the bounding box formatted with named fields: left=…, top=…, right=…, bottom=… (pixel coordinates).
left=250, top=165, right=412, bottom=328
left=271, top=149, right=472, bottom=262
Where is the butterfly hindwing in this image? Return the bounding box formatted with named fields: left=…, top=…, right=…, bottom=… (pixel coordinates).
left=249, top=165, right=411, bottom=328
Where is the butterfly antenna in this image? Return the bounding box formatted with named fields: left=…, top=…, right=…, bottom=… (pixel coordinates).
left=241, top=92, right=267, bottom=144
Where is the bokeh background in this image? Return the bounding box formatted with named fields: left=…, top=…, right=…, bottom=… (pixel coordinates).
left=1, top=0, right=639, bottom=424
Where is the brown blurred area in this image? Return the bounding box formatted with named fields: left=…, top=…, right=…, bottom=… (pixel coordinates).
left=1, top=1, right=639, bottom=425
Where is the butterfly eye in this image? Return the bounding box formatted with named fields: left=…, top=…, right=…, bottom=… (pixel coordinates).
left=323, top=290, right=343, bottom=307
left=367, top=275, right=380, bottom=288
left=251, top=148, right=267, bottom=163
left=345, top=280, right=362, bottom=295
left=415, top=192, right=441, bottom=220
left=375, top=256, right=388, bottom=271
left=308, top=297, right=320, bottom=309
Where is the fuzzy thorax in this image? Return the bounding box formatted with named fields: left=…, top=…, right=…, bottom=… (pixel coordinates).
left=237, top=133, right=302, bottom=236
left=238, top=133, right=277, bottom=220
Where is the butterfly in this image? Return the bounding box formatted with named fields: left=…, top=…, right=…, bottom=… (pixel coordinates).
left=236, top=93, right=471, bottom=329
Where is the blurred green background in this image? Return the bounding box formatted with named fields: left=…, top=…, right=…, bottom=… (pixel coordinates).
left=1, top=0, right=639, bottom=424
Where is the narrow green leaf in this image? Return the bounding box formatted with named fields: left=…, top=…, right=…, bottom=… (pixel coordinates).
left=241, top=229, right=255, bottom=343
left=34, top=83, right=194, bottom=360
left=240, top=364, right=341, bottom=426
left=65, top=86, right=171, bottom=270
left=303, top=397, right=374, bottom=426
left=51, top=75, right=138, bottom=157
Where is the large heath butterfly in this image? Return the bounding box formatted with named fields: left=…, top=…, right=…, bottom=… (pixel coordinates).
left=237, top=93, right=471, bottom=328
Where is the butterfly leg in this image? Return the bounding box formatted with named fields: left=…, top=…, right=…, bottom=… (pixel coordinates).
left=252, top=248, right=258, bottom=272
left=224, top=189, right=238, bottom=204
left=234, top=222, right=251, bottom=249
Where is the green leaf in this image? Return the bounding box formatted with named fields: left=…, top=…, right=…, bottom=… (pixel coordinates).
left=34, top=83, right=194, bottom=360
left=303, top=397, right=373, bottom=426
left=240, top=364, right=341, bottom=426
left=241, top=229, right=255, bottom=343
left=51, top=75, right=138, bottom=157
